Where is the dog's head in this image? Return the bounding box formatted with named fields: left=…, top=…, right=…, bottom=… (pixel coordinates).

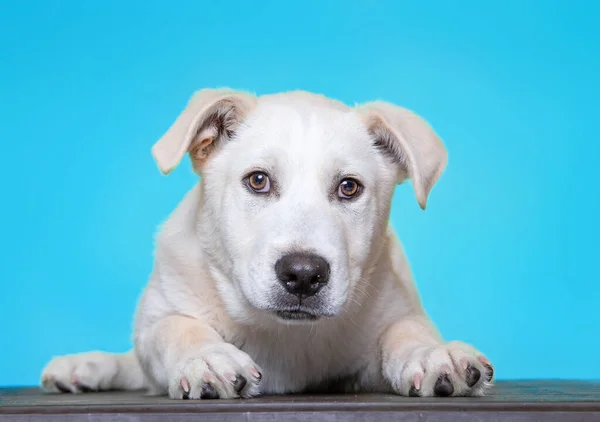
left=152, top=89, right=447, bottom=324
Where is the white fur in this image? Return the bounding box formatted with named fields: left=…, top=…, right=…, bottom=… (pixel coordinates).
left=41, top=89, right=494, bottom=399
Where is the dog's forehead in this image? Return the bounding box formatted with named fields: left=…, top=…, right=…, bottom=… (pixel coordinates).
left=239, top=92, right=372, bottom=154
left=214, top=91, right=384, bottom=184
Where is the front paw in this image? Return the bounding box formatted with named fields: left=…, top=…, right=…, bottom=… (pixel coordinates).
left=383, top=341, right=494, bottom=397
left=40, top=352, right=118, bottom=393
left=169, top=343, right=262, bottom=400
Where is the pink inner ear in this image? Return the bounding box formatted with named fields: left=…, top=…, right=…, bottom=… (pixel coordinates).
left=193, top=136, right=215, bottom=160
left=187, top=100, right=242, bottom=168
left=189, top=124, right=220, bottom=166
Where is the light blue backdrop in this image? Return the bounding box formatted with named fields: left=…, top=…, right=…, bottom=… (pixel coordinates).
left=1, top=0, right=598, bottom=386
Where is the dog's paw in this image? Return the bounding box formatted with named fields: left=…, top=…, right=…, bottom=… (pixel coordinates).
left=384, top=341, right=494, bottom=397
left=169, top=342, right=262, bottom=400
left=41, top=352, right=118, bottom=393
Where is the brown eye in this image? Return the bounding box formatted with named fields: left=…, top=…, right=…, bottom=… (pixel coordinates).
left=247, top=172, right=270, bottom=193
left=338, top=178, right=361, bottom=199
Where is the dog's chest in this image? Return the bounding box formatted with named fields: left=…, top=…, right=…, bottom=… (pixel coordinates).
left=229, top=327, right=377, bottom=394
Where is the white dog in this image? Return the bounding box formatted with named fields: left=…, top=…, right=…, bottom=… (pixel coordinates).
left=40, top=88, right=494, bottom=399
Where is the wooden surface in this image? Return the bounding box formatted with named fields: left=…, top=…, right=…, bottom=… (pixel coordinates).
left=1, top=380, right=600, bottom=421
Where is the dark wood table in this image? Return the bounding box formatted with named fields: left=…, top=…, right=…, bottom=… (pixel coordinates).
left=1, top=381, right=599, bottom=421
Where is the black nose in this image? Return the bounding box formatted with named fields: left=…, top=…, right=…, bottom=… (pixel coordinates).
left=275, top=252, right=330, bottom=298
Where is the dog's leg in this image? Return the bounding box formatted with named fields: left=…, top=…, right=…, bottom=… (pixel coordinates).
left=40, top=350, right=146, bottom=393
left=135, top=314, right=262, bottom=400
left=380, top=315, right=494, bottom=397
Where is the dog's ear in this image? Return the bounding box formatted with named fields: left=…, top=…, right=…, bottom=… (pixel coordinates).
left=151, top=88, right=257, bottom=175
left=357, top=101, right=448, bottom=210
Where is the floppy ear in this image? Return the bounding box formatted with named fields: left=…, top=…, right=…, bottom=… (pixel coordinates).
left=151, top=88, right=257, bottom=175
left=357, top=101, right=448, bottom=210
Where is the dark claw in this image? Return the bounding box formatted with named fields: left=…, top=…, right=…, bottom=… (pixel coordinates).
left=408, top=385, right=421, bottom=397
left=433, top=374, right=454, bottom=397
left=55, top=382, right=71, bottom=393
left=75, top=383, right=95, bottom=393
left=484, top=364, right=494, bottom=382
left=465, top=365, right=481, bottom=387
left=182, top=390, right=190, bottom=400
left=201, top=383, right=220, bottom=399
left=256, top=371, right=262, bottom=381
left=233, top=375, right=247, bottom=393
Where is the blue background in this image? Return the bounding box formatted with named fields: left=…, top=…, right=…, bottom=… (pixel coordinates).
left=1, top=0, right=598, bottom=386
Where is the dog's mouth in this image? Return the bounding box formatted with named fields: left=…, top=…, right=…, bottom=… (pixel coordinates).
left=275, top=310, right=320, bottom=321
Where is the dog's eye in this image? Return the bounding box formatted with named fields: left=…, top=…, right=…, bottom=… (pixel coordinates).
left=247, top=172, right=271, bottom=193
left=338, top=178, right=361, bottom=199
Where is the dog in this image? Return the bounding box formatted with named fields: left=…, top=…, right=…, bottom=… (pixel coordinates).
left=40, top=88, right=494, bottom=399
